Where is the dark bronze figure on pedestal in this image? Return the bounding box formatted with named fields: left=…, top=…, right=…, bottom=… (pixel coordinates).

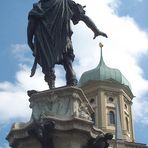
left=27, top=0, right=107, bottom=89
left=84, top=133, right=113, bottom=148
left=28, top=120, right=55, bottom=148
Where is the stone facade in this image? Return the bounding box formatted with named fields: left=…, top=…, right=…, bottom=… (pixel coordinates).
left=80, top=80, right=134, bottom=141
left=79, top=80, right=148, bottom=148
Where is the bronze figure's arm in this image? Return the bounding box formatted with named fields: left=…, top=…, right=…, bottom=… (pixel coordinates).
left=70, top=1, right=107, bottom=39
left=79, top=14, right=108, bottom=39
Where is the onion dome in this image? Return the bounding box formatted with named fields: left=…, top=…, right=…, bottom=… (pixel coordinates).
left=78, top=43, right=131, bottom=89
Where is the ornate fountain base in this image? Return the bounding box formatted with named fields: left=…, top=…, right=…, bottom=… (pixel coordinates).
left=6, top=87, right=105, bottom=148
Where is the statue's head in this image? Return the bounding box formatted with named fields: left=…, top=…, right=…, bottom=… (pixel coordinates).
left=104, top=133, right=113, bottom=140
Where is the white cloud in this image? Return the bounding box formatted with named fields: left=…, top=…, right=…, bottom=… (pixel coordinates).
left=0, top=62, right=65, bottom=122
left=133, top=97, right=148, bottom=124
left=0, top=81, right=31, bottom=122
left=73, top=0, right=148, bottom=124
left=11, top=44, right=32, bottom=63
left=0, top=143, right=10, bottom=148
left=0, top=0, right=148, bottom=127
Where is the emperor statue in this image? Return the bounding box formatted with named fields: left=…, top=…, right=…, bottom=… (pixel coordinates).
left=27, top=0, right=107, bottom=89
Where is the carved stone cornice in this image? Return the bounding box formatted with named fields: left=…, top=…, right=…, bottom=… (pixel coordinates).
left=104, top=90, right=120, bottom=97
left=28, top=87, right=94, bottom=122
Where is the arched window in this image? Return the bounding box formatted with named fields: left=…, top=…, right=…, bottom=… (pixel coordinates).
left=125, top=117, right=129, bottom=131
left=109, top=111, right=115, bottom=125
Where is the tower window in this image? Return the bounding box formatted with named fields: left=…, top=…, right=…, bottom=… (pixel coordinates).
left=109, top=111, right=115, bottom=125
left=125, top=117, right=129, bottom=131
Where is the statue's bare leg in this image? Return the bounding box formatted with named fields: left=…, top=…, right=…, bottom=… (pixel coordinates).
left=63, top=55, right=77, bottom=86
left=44, top=67, right=56, bottom=89
left=62, top=37, right=77, bottom=86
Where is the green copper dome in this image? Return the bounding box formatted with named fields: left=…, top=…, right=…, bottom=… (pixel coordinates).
left=78, top=44, right=131, bottom=89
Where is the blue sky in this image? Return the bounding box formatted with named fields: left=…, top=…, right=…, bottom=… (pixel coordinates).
left=0, top=0, right=148, bottom=147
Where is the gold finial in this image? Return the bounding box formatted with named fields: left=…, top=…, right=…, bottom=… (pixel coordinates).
left=99, top=42, right=103, bottom=48
left=99, top=42, right=103, bottom=59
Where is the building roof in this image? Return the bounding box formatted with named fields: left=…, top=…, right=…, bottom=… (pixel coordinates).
left=78, top=43, right=131, bottom=89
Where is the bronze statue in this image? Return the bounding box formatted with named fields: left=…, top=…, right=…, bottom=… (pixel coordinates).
left=28, top=119, right=55, bottom=148
left=84, top=133, right=113, bottom=148
left=27, top=0, right=107, bottom=89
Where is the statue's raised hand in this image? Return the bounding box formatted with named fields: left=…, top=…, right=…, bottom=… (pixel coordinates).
left=93, top=31, right=108, bottom=39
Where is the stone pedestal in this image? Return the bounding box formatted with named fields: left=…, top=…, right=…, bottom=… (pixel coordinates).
left=7, top=87, right=104, bottom=148
left=29, top=86, right=93, bottom=121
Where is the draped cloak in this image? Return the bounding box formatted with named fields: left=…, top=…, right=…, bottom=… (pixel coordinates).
left=28, top=0, right=83, bottom=74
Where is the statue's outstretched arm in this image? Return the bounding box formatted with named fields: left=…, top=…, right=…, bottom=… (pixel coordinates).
left=27, top=18, right=36, bottom=51
left=79, top=15, right=108, bottom=39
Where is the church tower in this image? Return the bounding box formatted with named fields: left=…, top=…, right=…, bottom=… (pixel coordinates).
left=78, top=43, right=134, bottom=143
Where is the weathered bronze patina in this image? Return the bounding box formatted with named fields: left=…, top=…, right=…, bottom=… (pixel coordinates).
left=27, top=0, right=107, bottom=89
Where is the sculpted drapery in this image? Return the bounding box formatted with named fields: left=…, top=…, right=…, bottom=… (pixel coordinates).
left=27, top=0, right=107, bottom=88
